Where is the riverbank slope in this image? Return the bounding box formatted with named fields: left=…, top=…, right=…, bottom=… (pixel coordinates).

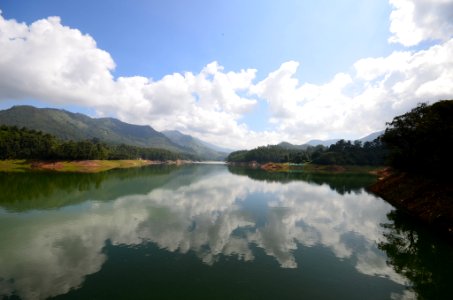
left=369, top=170, right=453, bottom=238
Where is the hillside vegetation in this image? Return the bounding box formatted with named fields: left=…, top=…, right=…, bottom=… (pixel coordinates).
left=0, top=125, right=186, bottom=161
left=370, top=100, right=453, bottom=237
left=162, top=130, right=228, bottom=160
left=227, top=138, right=386, bottom=166
left=381, top=100, right=453, bottom=177
left=0, top=105, right=227, bottom=160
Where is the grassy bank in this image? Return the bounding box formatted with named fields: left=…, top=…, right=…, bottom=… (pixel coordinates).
left=0, top=159, right=165, bottom=173
left=369, top=170, right=453, bottom=238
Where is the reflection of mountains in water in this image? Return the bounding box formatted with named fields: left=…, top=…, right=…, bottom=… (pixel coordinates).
left=0, top=164, right=226, bottom=212
left=227, top=166, right=377, bottom=194
left=2, top=164, right=448, bottom=299
left=0, top=164, right=377, bottom=212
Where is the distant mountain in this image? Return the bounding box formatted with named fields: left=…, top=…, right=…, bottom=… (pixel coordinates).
left=0, top=105, right=189, bottom=154
left=277, top=142, right=311, bottom=150
left=197, top=140, right=235, bottom=154
left=162, top=130, right=229, bottom=160
left=305, top=139, right=340, bottom=147
left=357, top=130, right=384, bottom=143
left=277, top=130, right=384, bottom=150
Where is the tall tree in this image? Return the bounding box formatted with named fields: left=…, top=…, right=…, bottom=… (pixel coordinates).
left=381, top=100, right=453, bottom=176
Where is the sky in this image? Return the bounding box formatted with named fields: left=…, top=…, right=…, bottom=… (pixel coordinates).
left=0, top=0, right=452, bottom=149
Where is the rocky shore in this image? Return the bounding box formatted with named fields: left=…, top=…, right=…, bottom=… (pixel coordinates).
left=369, top=169, right=453, bottom=239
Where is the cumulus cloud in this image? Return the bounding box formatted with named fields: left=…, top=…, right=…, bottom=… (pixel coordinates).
left=0, top=15, right=115, bottom=105
left=0, top=13, right=261, bottom=149
left=0, top=1, right=452, bottom=149
left=251, top=62, right=356, bottom=140
left=388, top=0, right=453, bottom=46
left=250, top=38, right=453, bottom=142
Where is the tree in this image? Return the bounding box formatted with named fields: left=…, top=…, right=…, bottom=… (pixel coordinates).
left=0, top=125, right=185, bottom=161
left=381, top=100, right=453, bottom=176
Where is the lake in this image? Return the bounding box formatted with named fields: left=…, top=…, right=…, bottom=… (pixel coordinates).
left=0, top=164, right=451, bottom=299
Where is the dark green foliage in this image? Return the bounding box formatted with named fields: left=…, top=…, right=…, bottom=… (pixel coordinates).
left=0, top=165, right=178, bottom=211
left=228, top=166, right=377, bottom=194
left=108, top=143, right=181, bottom=161
left=0, top=125, right=58, bottom=159
left=227, top=139, right=386, bottom=166
left=227, top=145, right=313, bottom=164
left=381, top=100, right=453, bottom=176
left=0, top=105, right=188, bottom=153
left=0, top=125, right=184, bottom=161
left=379, top=210, right=453, bottom=299
left=55, top=139, right=110, bottom=160
left=313, top=139, right=386, bottom=166
left=0, top=106, right=229, bottom=160
left=225, top=150, right=248, bottom=162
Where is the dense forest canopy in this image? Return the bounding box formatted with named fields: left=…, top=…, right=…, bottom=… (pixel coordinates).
left=228, top=100, right=452, bottom=169
left=0, top=105, right=228, bottom=160
left=1, top=100, right=451, bottom=167
left=227, top=145, right=323, bottom=164
left=227, top=139, right=386, bottom=166
left=381, top=100, right=453, bottom=176
left=0, top=125, right=187, bottom=161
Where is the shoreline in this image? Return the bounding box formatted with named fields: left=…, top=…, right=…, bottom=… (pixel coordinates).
left=0, top=159, right=193, bottom=173
left=228, top=162, right=384, bottom=174
left=369, top=169, right=453, bottom=239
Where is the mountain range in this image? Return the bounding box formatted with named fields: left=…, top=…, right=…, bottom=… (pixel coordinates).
left=0, top=106, right=229, bottom=160
left=277, top=130, right=384, bottom=150
left=162, top=130, right=231, bottom=161
left=0, top=105, right=384, bottom=159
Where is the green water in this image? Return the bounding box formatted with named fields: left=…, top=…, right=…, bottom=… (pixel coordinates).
left=0, top=164, right=451, bottom=299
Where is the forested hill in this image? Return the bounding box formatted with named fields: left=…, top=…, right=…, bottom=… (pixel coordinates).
left=0, top=105, right=183, bottom=151
left=162, top=130, right=229, bottom=160
left=0, top=105, right=227, bottom=160
left=369, top=100, right=453, bottom=237
left=227, top=138, right=386, bottom=166
left=0, top=125, right=184, bottom=161
left=276, top=130, right=384, bottom=150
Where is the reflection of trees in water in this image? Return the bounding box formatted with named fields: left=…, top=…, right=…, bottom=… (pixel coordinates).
left=228, top=166, right=376, bottom=195
left=0, top=165, right=179, bottom=211
left=379, top=210, right=453, bottom=299
left=0, top=165, right=411, bottom=299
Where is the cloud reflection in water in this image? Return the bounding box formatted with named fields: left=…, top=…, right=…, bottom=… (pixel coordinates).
left=0, top=166, right=407, bottom=299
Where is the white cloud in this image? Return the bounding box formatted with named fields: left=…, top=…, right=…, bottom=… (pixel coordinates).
left=0, top=15, right=115, bottom=105
left=0, top=13, right=261, bottom=149
left=389, top=0, right=453, bottom=46
left=250, top=38, right=453, bottom=143
left=0, top=1, right=452, bottom=149
left=251, top=64, right=356, bottom=141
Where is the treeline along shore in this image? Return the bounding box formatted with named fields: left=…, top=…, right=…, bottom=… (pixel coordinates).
left=0, top=125, right=193, bottom=172
left=227, top=100, right=453, bottom=238
left=1, top=100, right=452, bottom=237
left=226, top=138, right=386, bottom=166
left=370, top=100, right=453, bottom=238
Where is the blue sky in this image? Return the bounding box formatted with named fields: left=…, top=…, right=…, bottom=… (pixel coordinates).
left=2, top=0, right=395, bottom=81
left=0, top=0, right=452, bottom=148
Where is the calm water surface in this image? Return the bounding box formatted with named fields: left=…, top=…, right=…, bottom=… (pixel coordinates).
left=0, top=164, right=451, bottom=299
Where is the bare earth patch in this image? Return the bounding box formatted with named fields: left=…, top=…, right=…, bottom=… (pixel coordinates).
left=369, top=170, right=453, bottom=239
left=0, top=159, right=162, bottom=173
left=31, top=161, right=65, bottom=170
